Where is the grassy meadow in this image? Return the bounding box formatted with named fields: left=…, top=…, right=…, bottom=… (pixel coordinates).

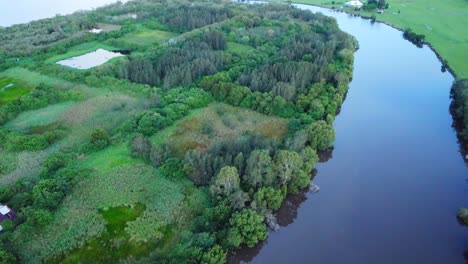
left=119, top=28, right=179, bottom=46
left=18, top=143, right=208, bottom=263
left=0, top=77, right=32, bottom=105
left=4, top=102, right=77, bottom=132
left=227, top=41, right=256, bottom=54
left=280, top=0, right=468, bottom=78
left=151, top=103, right=289, bottom=157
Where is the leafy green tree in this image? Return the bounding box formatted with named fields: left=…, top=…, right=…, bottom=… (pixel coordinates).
left=26, top=208, right=54, bottom=228
left=40, top=152, right=73, bottom=178
left=0, top=220, right=14, bottom=233
left=210, top=166, right=240, bottom=198
left=201, top=245, right=227, bottom=264
left=229, top=190, right=249, bottom=210
left=233, top=152, right=245, bottom=176
left=273, top=150, right=304, bottom=186
left=301, top=147, right=319, bottom=173
left=305, top=120, right=335, bottom=151
left=228, top=209, right=267, bottom=248
left=32, top=179, right=65, bottom=210
left=253, top=187, right=286, bottom=212
left=91, top=128, right=110, bottom=150
left=0, top=249, right=16, bottom=264
left=195, top=200, right=231, bottom=233
left=287, top=169, right=310, bottom=194
left=245, top=150, right=274, bottom=189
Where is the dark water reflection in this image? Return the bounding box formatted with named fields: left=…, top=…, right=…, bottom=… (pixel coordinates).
left=232, top=3, right=468, bottom=264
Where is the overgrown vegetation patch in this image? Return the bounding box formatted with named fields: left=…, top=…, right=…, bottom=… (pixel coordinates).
left=0, top=1, right=356, bottom=263
left=4, top=102, right=77, bottom=132
left=155, top=103, right=289, bottom=157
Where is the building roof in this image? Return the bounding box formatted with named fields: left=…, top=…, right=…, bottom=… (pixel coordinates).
left=0, top=205, right=11, bottom=215
left=345, top=0, right=364, bottom=7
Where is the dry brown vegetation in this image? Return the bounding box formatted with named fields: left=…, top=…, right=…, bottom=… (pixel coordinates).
left=165, top=104, right=288, bottom=157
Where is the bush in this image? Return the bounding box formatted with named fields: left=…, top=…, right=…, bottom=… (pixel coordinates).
left=403, top=28, right=425, bottom=47
left=201, top=245, right=226, bottom=264
left=91, top=128, right=110, bottom=150
left=40, top=152, right=73, bottom=178
left=0, top=249, right=16, bottom=264
left=227, top=209, right=267, bottom=248
left=253, top=187, right=286, bottom=212
left=305, top=120, right=335, bottom=151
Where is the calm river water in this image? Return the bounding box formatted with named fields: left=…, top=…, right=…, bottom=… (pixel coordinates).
left=232, top=3, right=468, bottom=264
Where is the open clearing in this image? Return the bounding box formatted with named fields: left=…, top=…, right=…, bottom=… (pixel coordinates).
left=119, top=28, right=179, bottom=46
left=0, top=77, right=32, bottom=104
left=151, top=103, right=289, bottom=157
left=227, top=41, right=256, bottom=54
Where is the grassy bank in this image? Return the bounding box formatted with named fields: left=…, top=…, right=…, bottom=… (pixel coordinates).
left=278, top=0, right=468, bottom=78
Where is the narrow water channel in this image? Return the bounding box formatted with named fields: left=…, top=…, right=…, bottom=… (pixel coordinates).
left=232, top=4, right=468, bottom=264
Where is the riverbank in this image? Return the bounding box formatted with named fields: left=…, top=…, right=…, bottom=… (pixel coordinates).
left=273, top=0, right=468, bottom=160
left=231, top=3, right=468, bottom=263
left=273, top=0, right=468, bottom=79
left=451, top=79, right=468, bottom=159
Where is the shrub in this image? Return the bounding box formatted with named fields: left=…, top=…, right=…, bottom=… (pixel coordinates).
left=227, top=209, right=267, bottom=248
left=91, top=128, right=110, bottom=150
left=201, top=245, right=226, bottom=264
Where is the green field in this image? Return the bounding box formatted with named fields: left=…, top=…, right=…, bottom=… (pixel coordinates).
left=280, top=0, right=468, bottom=78
left=0, top=77, right=32, bottom=104
left=119, top=28, right=179, bottom=46
left=4, top=102, right=77, bottom=132
left=227, top=42, right=256, bottom=54
left=61, top=204, right=147, bottom=264
left=18, top=144, right=205, bottom=262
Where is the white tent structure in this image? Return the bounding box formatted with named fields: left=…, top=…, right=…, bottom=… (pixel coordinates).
left=345, top=0, right=364, bottom=8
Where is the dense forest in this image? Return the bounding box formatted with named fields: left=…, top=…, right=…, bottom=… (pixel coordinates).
left=0, top=0, right=356, bottom=263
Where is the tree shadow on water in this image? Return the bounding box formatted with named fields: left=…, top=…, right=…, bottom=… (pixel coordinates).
left=449, top=80, right=468, bottom=163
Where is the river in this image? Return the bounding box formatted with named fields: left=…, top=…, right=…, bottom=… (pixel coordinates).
left=1, top=1, right=467, bottom=263
left=0, top=0, right=130, bottom=27
left=231, top=3, right=468, bottom=264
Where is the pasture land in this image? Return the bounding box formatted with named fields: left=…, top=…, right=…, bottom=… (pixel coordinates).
left=119, top=28, right=179, bottom=46
left=0, top=77, right=32, bottom=104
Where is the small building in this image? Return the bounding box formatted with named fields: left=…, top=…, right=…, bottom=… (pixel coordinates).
left=0, top=205, right=17, bottom=232
left=89, top=28, right=103, bottom=34
left=345, top=0, right=364, bottom=8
